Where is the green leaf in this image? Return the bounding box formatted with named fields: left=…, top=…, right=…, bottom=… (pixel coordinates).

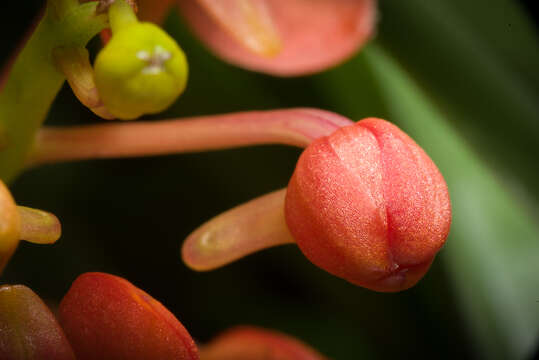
left=314, top=44, right=539, bottom=359
left=376, top=0, right=539, bottom=200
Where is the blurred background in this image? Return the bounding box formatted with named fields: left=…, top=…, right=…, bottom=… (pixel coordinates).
left=1, top=0, right=538, bottom=359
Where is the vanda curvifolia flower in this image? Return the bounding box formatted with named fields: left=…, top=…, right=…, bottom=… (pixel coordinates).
left=24, top=103, right=451, bottom=292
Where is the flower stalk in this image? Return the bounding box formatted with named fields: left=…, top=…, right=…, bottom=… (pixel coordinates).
left=0, top=1, right=108, bottom=182
left=182, top=189, right=293, bottom=271
left=52, top=46, right=114, bottom=119
left=28, top=108, right=353, bottom=166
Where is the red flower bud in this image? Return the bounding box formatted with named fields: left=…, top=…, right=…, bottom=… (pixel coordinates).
left=58, top=272, right=199, bottom=360
left=285, top=118, right=451, bottom=292
left=200, top=326, right=327, bottom=360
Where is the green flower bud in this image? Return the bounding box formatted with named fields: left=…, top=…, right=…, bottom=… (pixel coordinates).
left=0, top=181, right=20, bottom=274
left=94, top=22, right=188, bottom=120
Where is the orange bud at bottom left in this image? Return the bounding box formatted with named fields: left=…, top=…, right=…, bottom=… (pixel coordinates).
left=58, top=272, right=199, bottom=360
left=0, top=285, right=76, bottom=360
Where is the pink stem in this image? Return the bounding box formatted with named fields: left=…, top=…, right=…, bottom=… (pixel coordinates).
left=30, top=107, right=354, bottom=272
left=28, top=108, right=353, bottom=167
left=182, top=189, right=294, bottom=271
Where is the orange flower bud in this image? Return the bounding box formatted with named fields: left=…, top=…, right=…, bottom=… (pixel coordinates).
left=200, top=326, right=327, bottom=360
left=285, top=118, right=451, bottom=292
left=58, top=272, right=199, bottom=360
left=0, top=181, right=20, bottom=274
left=0, top=285, right=75, bottom=360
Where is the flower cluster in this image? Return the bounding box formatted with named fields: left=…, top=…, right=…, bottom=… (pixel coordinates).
left=0, top=0, right=453, bottom=358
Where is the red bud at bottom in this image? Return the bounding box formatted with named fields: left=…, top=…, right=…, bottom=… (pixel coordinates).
left=58, top=272, right=199, bottom=360
left=200, top=326, right=327, bottom=360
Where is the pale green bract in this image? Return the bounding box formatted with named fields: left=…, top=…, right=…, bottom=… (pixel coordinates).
left=94, top=22, right=189, bottom=120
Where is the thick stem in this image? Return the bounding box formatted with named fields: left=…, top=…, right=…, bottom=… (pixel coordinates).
left=182, top=189, right=293, bottom=271
left=18, top=206, right=62, bottom=245
left=28, top=108, right=353, bottom=166
left=0, top=2, right=108, bottom=182
left=108, top=0, right=138, bottom=33
left=49, top=0, right=79, bottom=19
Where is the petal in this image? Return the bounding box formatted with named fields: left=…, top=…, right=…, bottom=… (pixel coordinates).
left=190, top=0, right=281, bottom=57
left=177, top=0, right=376, bottom=76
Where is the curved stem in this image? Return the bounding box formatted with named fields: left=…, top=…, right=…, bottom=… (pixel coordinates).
left=108, top=0, right=138, bottom=33
left=0, top=1, right=108, bottom=182
left=28, top=108, right=353, bottom=166
left=182, top=189, right=293, bottom=271
left=180, top=110, right=352, bottom=271
left=29, top=107, right=353, bottom=271
left=53, top=46, right=114, bottom=120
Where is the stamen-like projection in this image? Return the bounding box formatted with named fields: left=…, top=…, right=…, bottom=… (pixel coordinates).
left=0, top=180, right=61, bottom=274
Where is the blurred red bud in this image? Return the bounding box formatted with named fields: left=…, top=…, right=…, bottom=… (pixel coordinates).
left=285, top=118, right=451, bottom=292
left=0, top=181, right=20, bottom=274
left=200, top=326, right=327, bottom=360
left=177, top=0, right=376, bottom=76
left=58, top=272, right=199, bottom=360
left=0, top=285, right=75, bottom=360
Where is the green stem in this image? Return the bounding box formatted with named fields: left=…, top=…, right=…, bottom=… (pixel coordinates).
left=108, top=0, right=138, bottom=33
left=0, top=1, right=108, bottom=182
left=48, top=0, right=78, bottom=20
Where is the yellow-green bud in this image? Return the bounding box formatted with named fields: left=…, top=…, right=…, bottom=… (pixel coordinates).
left=0, top=181, right=20, bottom=273
left=94, top=22, right=188, bottom=120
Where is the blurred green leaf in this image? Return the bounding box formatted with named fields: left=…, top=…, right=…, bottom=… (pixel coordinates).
left=315, top=43, right=539, bottom=359
left=376, top=0, right=539, bottom=199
